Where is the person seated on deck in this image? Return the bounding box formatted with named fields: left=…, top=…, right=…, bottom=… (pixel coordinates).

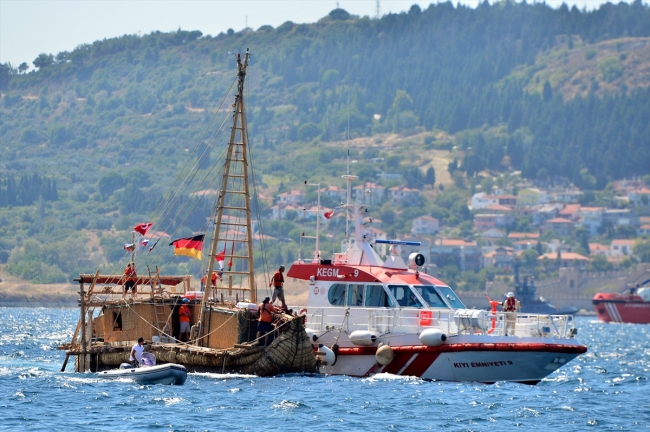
left=129, top=337, right=145, bottom=368
left=122, top=262, right=137, bottom=298
left=256, top=297, right=278, bottom=346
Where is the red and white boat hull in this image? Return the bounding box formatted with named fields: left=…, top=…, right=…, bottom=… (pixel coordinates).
left=317, top=339, right=586, bottom=384
left=593, top=293, right=650, bottom=324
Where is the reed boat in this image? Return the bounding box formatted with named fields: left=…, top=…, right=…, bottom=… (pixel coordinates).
left=288, top=174, right=588, bottom=384
left=58, top=50, right=317, bottom=377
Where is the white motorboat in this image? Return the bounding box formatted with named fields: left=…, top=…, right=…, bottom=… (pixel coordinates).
left=288, top=174, right=588, bottom=385
left=96, top=353, right=187, bottom=385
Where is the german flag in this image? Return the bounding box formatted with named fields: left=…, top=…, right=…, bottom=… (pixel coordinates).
left=169, top=235, right=204, bottom=260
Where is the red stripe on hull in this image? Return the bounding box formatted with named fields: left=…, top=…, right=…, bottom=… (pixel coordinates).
left=336, top=343, right=587, bottom=356
left=381, top=352, right=414, bottom=375
left=401, top=352, right=442, bottom=376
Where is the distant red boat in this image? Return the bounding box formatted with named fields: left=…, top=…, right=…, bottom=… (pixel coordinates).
left=592, top=279, right=650, bottom=324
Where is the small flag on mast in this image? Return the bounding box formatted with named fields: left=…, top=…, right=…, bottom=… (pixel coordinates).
left=123, top=243, right=136, bottom=251
left=134, top=222, right=153, bottom=235
left=324, top=205, right=345, bottom=220
left=216, top=245, right=226, bottom=269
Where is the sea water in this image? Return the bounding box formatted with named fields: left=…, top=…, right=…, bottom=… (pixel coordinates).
left=0, top=308, right=648, bottom=431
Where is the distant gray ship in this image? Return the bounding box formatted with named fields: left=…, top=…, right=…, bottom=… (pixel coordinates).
left=514, top=264, right=578, bottom=315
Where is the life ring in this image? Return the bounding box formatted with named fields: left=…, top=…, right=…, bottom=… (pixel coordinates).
left=300, top=308, right=307, bottom=315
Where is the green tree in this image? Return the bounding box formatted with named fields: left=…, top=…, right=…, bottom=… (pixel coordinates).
left=598, top=56, right=624, bottom=82
left=33, top=53, right=54, bottom=69
left=425, top=166, right=436, bottom=187
left=98, top=172, right=125, bottom=198
left=634, top=240, right=650, bottom=262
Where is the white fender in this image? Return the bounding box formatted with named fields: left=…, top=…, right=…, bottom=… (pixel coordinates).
left=305, top=328, right=319, bottom=343
left=316, top=344, right=336, bottom=366
left=375, top=344, right=394, bottom=365
left=419, top=328, right=447, bottom=347
left=349, top=330, right=378, bottom=346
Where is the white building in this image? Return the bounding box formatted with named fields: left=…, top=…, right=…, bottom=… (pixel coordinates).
left=411, top=215, right=439, bottom=235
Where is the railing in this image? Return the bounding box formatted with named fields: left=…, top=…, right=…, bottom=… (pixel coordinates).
left=301, top=306, right=577, bottom=340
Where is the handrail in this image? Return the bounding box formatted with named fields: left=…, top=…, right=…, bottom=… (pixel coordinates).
left=300, top=306, right=577, bottom=339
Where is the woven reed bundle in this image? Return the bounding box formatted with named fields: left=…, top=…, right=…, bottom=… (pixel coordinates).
left=239, top=317, right=317, bottom=376
left=174, top=350, right=223, bottom=367
left=99, top=351, right=129, bottom=366
left=227, top=348, right=264, bottom=367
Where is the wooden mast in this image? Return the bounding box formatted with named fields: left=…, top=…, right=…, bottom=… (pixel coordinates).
left=198, top=49, right=255, bottom=345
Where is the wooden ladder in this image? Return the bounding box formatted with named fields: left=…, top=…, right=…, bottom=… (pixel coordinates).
left=153, top=302, right=170, bottom=339
left=149, top=266, right=170, bottom=338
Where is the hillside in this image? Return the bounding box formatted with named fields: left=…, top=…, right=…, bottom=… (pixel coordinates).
left=0, top=1, right=649, bottom=289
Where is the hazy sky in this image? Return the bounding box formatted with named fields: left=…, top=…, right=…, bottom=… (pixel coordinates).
left=0, top=0, right=624, bottom=67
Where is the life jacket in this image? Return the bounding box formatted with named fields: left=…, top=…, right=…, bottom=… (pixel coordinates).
left=179, top=305, right=191, bottom=322
left=259, top=303, right=273, bottom=323
left=271, top=271, right=284, bottom=288
left=504, top=297, right=517, bottom=312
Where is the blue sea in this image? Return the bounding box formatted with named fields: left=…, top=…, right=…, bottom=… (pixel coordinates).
left=0, top=308, right=648, bottom=431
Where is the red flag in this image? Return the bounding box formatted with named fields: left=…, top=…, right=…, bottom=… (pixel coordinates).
left=324, top=205, right=344, bottom=220
left=215, top=245, right=226, bottom=267
left=228, top=242, right=235, bottom=270
left=134, top=222, right=153, bottom=235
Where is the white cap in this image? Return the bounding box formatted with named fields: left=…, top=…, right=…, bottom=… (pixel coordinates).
left=507, top=292, right=514, bottom=298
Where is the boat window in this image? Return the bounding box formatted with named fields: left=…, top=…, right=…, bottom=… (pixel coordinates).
left=436, top=286, right=466, bottom=309
left=412, top=286, right=447, bottom=308
left=328, top=284, right=347, bottom=306
left=347, top=284, right=364, bottom=306
left=365, top=285, right=394, bottom=307
left=388, top=285, right=423, bottom=308
left=112, top=312, right=122, bottom=331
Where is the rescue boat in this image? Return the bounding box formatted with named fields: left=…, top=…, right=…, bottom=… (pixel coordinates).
left=96, top=353, right=187, bottom=386
left=592, top=280, right=650, bottom=324
left=288, top=174, right=587, bottom=384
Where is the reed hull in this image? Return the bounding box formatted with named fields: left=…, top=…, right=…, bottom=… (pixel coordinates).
left=78, top=314, right=317, bottom=377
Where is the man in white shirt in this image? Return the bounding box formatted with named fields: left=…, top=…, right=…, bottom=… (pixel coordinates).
left=130, top=337, right=145, bottom=367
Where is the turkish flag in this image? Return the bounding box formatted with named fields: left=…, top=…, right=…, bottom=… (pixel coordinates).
left=134, top=222, right=153, bottom=235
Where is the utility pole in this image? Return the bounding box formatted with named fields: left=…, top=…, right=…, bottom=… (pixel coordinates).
left=376, top=0, right=381, bottom=19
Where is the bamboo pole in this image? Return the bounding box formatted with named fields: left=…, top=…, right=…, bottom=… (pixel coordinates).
left=79, top=279, right=87, bottom=372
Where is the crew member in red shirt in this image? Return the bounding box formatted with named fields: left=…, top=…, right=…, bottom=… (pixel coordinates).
left=179, top=298, right=192, bottom=342
left=122, top=263, right=137, bottom=298
left=269, top=265, right=286, bottom=309
left=256, top=297, right=277, bottom=346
